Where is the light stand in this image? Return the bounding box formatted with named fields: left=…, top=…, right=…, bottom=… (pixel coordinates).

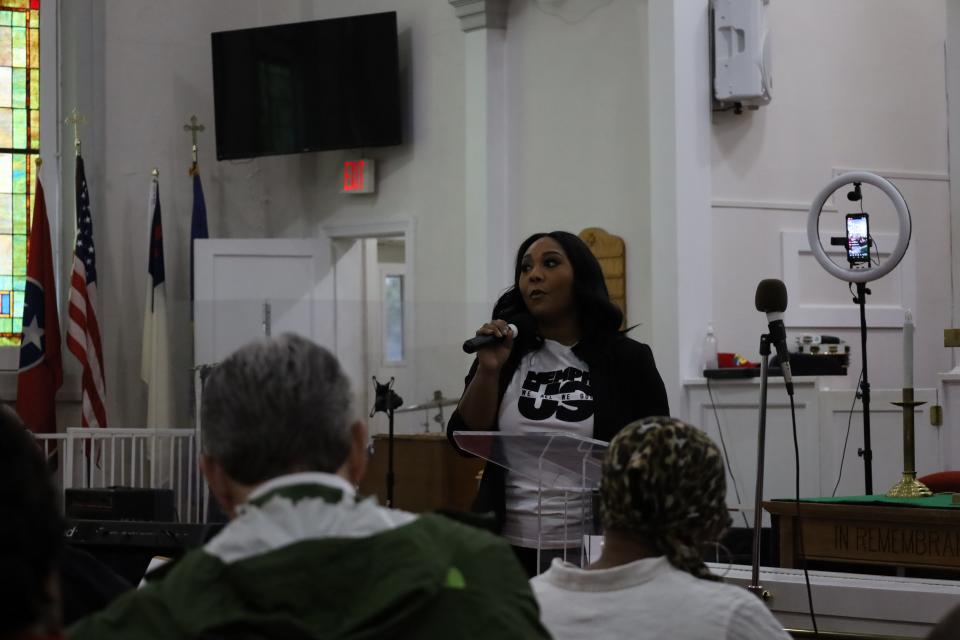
left=369, top=376, right=403, bottom=507
left=853, top=282, right=875, bottom=494
left=807, top=171, right=912, bottom=495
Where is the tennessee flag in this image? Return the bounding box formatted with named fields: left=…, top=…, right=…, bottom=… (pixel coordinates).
left=17, top=176, right=63, bottom=434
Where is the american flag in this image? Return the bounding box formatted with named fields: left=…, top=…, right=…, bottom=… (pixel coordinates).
left=67, top=155, right=108, bottom=429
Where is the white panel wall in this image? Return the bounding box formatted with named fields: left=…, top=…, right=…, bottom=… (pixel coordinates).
left=685, top=378, right=821, bottom=526
left=712, top=173, right=950, bottom=393
left=713, top=1, right=947, bottom=203
left=710, top=1, right=949, bottom=397
left=687, top=379, right=941, bottom=521
left=819, top=386, right=940, bottom=497
left=503, top=1, right=652, bottom=339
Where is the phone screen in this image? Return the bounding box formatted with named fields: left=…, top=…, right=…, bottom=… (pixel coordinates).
left=845, top=213, right=870, bottom=264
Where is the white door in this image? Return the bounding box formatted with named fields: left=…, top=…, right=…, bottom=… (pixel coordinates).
left=194, top=239, right=335, bottom=366
left=332, top=238, right=368, bottom=418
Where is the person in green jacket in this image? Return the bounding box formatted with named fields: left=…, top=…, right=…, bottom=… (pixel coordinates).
left=71, top=334, right=550, bottom=640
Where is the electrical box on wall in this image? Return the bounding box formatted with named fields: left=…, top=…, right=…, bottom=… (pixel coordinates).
left=711, top=0, right=772, bottom=109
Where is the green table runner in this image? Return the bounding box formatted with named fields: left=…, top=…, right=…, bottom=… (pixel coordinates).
left=774, top=494, right=960, bottom=509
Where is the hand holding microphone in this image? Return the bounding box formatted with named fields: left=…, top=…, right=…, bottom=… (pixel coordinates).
left=463, top=319, right=519, bottom=372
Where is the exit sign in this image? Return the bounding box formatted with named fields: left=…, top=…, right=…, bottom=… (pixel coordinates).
left=341, top=159, right=376, bottom=194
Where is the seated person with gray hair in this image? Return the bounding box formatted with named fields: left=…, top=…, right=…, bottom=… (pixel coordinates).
left=72, top=334, right=550, bottom=639
left=532, top=416, right=791, bottom=640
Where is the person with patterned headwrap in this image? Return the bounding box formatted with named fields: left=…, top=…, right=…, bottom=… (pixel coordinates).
left=531, top=417, right=791, bottom=640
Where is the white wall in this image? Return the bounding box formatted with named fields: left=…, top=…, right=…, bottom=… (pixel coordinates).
left=47, top=0, right=660, bottom=431
left=56, top=0, right=467, bottom=428
left=503, top=0, right=653, bottom=340
left=44, top=0, right=955, bottom=439
left=710, top=0, right=949, bottom=393
left=648, top=0, right=714, bottom=412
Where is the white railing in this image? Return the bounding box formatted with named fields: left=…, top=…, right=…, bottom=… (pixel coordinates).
left=34, top=431, right=69, bottom=500
left=35, top=428, right=204, bottom=523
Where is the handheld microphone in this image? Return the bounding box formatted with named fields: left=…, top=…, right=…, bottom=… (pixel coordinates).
left=462, top=323, right=519, bottom=354
left=754, top=278, right=794, bottom=396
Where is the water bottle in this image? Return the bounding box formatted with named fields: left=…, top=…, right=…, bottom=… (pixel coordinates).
left=702, top=324, right=718, bottom=371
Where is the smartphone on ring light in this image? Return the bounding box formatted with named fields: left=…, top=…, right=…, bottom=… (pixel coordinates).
left=845, top=213, right=870, bottom=268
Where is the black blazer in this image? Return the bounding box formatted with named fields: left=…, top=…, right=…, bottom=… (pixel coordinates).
left=446, top=332, right=670, bottom=534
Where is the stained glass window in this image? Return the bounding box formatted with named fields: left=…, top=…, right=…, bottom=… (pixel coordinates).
left=0, top=0, right=38, bottom=346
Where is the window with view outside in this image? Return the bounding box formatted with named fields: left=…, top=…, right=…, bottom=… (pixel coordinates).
left=0, top=0, right=39, bottom=347
left=384, top=274, right=404, bottom=363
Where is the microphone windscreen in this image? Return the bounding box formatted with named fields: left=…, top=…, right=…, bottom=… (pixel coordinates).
left=755, top=278, right=788, bottom=313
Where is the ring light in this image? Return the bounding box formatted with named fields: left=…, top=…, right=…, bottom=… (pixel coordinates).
left=806, top=171, right=911, bottom=283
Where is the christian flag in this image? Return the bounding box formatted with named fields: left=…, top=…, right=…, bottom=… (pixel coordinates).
left=141, top=175, right=172, bottom=428
left=17, top=176, right=63, bottom=434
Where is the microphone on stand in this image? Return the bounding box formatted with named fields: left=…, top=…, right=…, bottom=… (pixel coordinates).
left=755, top=279, right=794, bottom=397
left=462, top=323, right=520, bottom=354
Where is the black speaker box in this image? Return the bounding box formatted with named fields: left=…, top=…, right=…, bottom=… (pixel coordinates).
left=65, top=487, right=176, bottom=522
left=63, top=519, right=223, bottom=585
left=702, top=526, right=774, bottom=566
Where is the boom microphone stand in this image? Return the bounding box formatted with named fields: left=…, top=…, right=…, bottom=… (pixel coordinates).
left=750, top=278, right=794, bottom=600
left=370, top=376, right=403, bottom=507
left=748, top=332, right=772, bottom=600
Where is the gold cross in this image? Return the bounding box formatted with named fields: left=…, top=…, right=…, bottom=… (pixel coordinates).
left=183, top=115, right=205, bottom=168
left=64, top=107, right=86, bottom=156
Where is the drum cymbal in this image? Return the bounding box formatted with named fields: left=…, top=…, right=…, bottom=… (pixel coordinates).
left=395, top=395, right=459, bottom=413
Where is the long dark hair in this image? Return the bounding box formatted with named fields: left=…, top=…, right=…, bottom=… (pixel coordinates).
left=0, top=406, right=64, bottom=635
left=491, top=231, right=623, bottom=346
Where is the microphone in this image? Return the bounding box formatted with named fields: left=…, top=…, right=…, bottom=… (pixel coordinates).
left=462, top=323, right=519, bottom=354
left=754, top=279, right=794, bottom=396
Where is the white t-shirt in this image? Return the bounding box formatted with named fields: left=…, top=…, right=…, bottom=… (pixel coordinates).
left=531, top=556, right=792, bottom=640
left=498, top=339, right=594, bottom=548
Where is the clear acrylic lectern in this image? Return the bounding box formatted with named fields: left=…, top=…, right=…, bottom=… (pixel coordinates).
left=452, top=431, right=608, bottom=572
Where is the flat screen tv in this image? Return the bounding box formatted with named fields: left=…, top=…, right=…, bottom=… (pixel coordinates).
left=211, top=12, right=401, bottom=160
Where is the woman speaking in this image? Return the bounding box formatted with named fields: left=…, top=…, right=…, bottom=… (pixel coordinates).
left=447, top=231, right=669, bottom=576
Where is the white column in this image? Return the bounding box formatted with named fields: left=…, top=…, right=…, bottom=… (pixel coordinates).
left=648, top=0, right=714, bottom=416
left=451, top=0, right=511, bottom=327
left=947, top=1, right=960, bottom=367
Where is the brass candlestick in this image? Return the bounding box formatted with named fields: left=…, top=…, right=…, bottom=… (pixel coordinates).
left=886, top=387, right=932, bottom=497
